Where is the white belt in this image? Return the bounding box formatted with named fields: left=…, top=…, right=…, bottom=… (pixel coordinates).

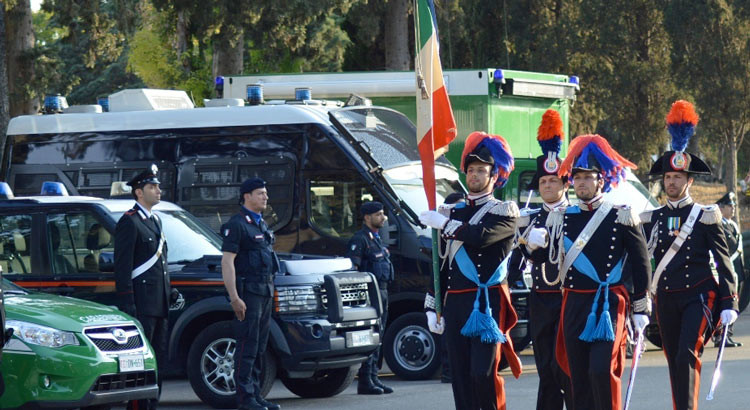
left=132, top=234, right=166, bottom=279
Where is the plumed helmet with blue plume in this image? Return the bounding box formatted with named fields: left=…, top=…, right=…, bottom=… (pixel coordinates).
left=527, top=110, right=566, bottom=190
left=461, top=132, right=514, bottom=188
left=648, top=100, right=711, bottom=175
left=559, top=134, right=636, bottom=193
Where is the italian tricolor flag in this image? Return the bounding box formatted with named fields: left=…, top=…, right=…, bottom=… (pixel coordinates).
left=415, top=0, right=457, bottom=210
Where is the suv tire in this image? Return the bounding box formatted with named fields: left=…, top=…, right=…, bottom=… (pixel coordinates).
left=383, top=312, right=441, bottom=380
left=187, top=321, right=276, bottom=408
left=279, top=366, right=356, bottom=398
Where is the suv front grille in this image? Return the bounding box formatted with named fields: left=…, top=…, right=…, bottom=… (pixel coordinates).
left=321, top=282, right=371, bottom=309
left=91, top=371, right=156, bottom=392
left=84, top=325, right=144, bottom=352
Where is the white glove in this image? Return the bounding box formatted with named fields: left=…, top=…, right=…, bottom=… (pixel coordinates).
left=526, top=227, right=549, bottom=250
left=632, top=314, right=650, bottom=333
left=420, top=210, right=449, bottom=229
left=720, top=309, right=738, bottom=326
left=426, top=311, right=445, bottom=334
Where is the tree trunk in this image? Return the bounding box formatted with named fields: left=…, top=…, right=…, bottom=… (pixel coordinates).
left=6, top=0, right=36, bottom=116
left=175, top=9, right=189, bottom=72
left=0, top=1, right=10, bottom=162
left=384, top=0, right=410, bottom=70
left=212, top=25, right=244, bottom=78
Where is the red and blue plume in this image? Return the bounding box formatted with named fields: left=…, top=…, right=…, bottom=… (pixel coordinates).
left=559, top=134, right=636, bottom=192
left=666, top=100, right=699, bottom=152
left=461, top=131, right=514, bottom=188
left=537, top=109, right=564, bottom=156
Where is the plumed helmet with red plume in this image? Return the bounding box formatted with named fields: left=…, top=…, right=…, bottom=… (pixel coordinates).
left=460, top=132, right=514, bottom=188
left=649, top=100, right=711, bottom=175
left=528, top=110, right=565, bottom=190
left=558, top=134, right=636, bottom=193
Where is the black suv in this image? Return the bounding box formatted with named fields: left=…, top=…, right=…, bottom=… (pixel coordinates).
left=0, top=192, right=381, bottom=408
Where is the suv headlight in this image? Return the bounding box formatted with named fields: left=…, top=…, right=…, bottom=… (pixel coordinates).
left=6, top=320, right=80, bottom=348
left=274, top=285, right=322, bottom=313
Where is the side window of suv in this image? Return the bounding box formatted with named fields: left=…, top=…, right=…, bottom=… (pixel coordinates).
left=47, top=213, right=112, bottom=274
left=0, top=215, right=33, bottom=274
left=308, top=177, right=379, bottom=239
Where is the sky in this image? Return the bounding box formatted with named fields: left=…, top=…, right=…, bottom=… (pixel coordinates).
left=31, top=0, right=42, bottom=12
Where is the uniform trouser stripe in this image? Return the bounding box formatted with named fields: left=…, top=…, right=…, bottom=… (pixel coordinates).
left=656, top=289, right=716, bottom=410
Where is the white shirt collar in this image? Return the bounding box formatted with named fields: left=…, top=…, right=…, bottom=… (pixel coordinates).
left=666, top=195, right=694, bottom=209
left=135, top=202, right=152, bottom=218
left=543, top=197, right=569, bottom=212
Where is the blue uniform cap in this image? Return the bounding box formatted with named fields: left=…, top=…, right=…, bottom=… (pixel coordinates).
left=127, top=164, right=161, bottom=188
left=240, top=177, right=266, bottom=195
left=360, top=201, right=384, bottom=215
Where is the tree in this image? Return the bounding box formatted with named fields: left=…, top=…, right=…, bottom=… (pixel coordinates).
left=6, top=0, right=37, bottom=116
left=0, top=1, right=10, bottom=161
left=665, top=0, right=750, bottom=194
left=384, top=0, right=410, bottom=70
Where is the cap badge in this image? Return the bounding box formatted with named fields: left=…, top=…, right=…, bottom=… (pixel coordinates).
left=151, top=164, right=159, bottom=174
left=670, top=152, right=688, bottom=171
left=544, top=157, right=559, bottom=173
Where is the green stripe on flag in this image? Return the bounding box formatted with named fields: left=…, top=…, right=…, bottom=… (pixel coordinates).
left=416, top=0, right=434, bottom=50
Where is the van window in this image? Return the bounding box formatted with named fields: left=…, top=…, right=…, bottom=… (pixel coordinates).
left=308, top=177, right=379, bottom=239
left=46, top=213, right=113, bottom=275
left=0, top=215, right=33, bottom=274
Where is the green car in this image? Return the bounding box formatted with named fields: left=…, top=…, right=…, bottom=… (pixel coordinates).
left=0, top=279, right=158, bottom=409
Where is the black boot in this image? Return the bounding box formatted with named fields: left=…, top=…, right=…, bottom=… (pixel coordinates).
left=357, top=374, right=384, bottom=395
left=237, top=397, right=268, bottom=410
left=255, top=396, right=280, bottom=410
left=715, top=335, right=743, bottom=348
left=372, top=375, right=394, bottom=394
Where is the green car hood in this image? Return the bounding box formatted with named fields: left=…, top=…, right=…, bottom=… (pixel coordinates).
left=5, top=293, right=132, bottom=332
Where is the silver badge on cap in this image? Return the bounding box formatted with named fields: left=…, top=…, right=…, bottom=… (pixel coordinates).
left=151, top=164, right=159, bottom=174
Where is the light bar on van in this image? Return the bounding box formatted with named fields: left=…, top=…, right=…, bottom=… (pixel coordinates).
left=295, top=87, right=311, bottom=101
left=247, top=84, right=264, bottom=105
left=43, top=94, right=69, bottom=114
left=569, top=75, right=580, bottom=90
left=97, top=96, right=109, bottom=112
left=40, top=182, right=69, bottom=196
left=501, top=78, right=577, bottom=100
left=0, top=182, right=14, bottom=199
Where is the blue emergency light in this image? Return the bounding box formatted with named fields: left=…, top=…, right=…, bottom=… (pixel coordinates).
left=40, top=182, right=69, bottom=196
left=493, top=69, right=505, bottom=84
left=569, top=75, right=580, bottom=89
left=43, top=94, right=68, bottom=114
left=0, top=182, right=14, bottom=199
left=97, top=96, right=109, bottom=112
left=295, top=87, right=312, bottom=101
left=215, top=76, right=225, bottom=98
left=247, top=84, right=264, bottom=105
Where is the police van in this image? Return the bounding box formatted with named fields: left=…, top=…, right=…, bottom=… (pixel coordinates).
left=2, top=87, right=531, bottom=381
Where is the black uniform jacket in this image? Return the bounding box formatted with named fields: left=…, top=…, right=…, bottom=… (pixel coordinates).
left=221, top=207, right=279, bottom=297
left=554, top=200, right=651, bottom=312
left=511, top=201, right=569, bottom=292
left=641, top=199, right=738, bottom=311
left=721, top=217, right=745, bottom=281
left=115, top=204, right=170, bottom=318
left=430, top=194, right=518, bottom=295
left=347, top=226, right=394, bottom=284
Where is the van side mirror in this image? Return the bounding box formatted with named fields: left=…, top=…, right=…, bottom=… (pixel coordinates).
left=99, top=252, right=115, bottom=273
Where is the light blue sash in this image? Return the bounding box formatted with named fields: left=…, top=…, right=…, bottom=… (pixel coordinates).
left=454, top=246, right=510, bottom=344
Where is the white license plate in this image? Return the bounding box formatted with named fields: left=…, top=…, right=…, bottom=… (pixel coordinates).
left=347, top=330, right=373, bottom=347
left=118, top=353, right=145, bottom=372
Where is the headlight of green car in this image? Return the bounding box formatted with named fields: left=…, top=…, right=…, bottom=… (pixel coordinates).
left=6, top=319, right=79, bottom=347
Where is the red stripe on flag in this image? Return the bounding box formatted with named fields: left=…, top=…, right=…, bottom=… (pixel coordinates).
left=431, top=86, right=456, bottom=152
left=418, top=129, right=438, bottom=210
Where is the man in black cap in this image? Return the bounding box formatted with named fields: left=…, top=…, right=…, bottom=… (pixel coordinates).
left=714, top=191, right=743, bottom=347
left=115, top=164, right=170, bottom=410
left=346, top=201, right=394, bottom=395
left=221, top=177, right=280, bottom=410
left=641, top=100, right=738, bottom=409
left=509, top=109, right=573, bottom=410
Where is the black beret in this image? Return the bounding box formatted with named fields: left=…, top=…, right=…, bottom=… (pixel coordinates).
left=240, top=177, right=266, bottom=195
left=127, top=164, right=161, bottom=188
left=360, top=201, right=384, bottom=215
left=716, top=191, right=736, bottom=206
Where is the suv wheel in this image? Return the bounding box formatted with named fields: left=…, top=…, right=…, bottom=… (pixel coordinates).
left=187, top=321, right=276, bottom=408
left=279, top=366, right=356, bottom=398
left=383, top=312, right=441, bottom=380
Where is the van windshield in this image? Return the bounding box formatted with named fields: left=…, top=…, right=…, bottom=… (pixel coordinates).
left=330, top=107, right=452, bottom=170
left=111, top=210, right=222, bottom=264
left=383, top=163, right=465, bottom=235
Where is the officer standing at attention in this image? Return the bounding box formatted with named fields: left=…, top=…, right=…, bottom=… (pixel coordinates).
left=115, top=164, right=170, bottom=410
left=510, top=109, right=573, bottom=410
left=420, top=132, right=522, bottom=410
left=545, top=135, right=652, bottom=410
left=640, top=100, right=739, bottom=410
left=346, top=201, right=395, bottom=395
left=221, top=177, right=280, bottom=410
left=715, top=191, right=743, bottom=347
